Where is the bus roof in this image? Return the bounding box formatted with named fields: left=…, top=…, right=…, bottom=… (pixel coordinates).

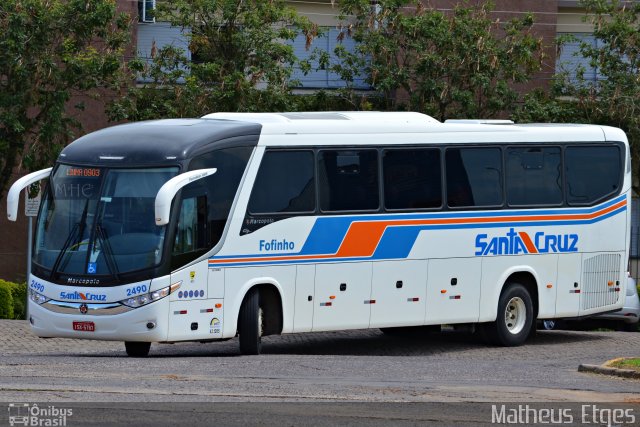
left=204, top=112, right=626, bottom=145
left=58, top=119, right=261, bottom=165
left=58, top=112, right=627, bottom=165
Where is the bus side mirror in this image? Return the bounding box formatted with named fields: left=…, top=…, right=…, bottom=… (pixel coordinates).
left=6, top=167, right=53, bottom=221
left=154, top=168, right=217, bottom=226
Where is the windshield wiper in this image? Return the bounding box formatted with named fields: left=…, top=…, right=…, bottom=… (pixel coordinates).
left=49, top=198, right=90, bottom=280
left=94, top=225, right=120, bottom=281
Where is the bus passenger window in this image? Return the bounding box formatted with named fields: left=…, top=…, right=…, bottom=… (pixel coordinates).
left=383, top=149, right=441, bottom=210
left=319, top=149, right=379, bottom=212
left=248, top=150, right=315, bottom=214
left=446, top=147, right=502, bottom=207
left=506, top=147, right=562, bottom=206
left=565, top=146, right=620, bottom=205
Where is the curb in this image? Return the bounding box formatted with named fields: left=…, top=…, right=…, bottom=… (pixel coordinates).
left=578, top=364, right=640, bottom=380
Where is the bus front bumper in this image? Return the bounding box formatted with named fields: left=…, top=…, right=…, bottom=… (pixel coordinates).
left=28, top=297, right=170, bottom=342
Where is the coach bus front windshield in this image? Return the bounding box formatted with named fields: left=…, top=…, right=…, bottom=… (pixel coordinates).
left=34, top=165, right=179, bottom=279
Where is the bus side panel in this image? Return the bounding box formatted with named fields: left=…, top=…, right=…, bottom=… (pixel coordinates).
left=425, top=257, right=481, bottom=324
left=579, top=251, right=626, bottom=317
left=293, top=264, right=315, bottom=333
left=312, top=262, right=372, bottom=332
left=169, top=261, right=224, bottom=341
left=554, top=253, right=582, bottom=318
left=478, top=255, right=558, bottom=322
left=369, top=259, right=427, bottom=328
left=223, top=266, right=296, bottom=338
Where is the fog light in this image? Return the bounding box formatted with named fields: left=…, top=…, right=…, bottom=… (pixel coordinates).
left=146, top=322, right=156, bottom=330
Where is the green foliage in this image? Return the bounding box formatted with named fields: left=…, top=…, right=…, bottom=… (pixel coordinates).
left=512, top=89, right=581, bottom=123
left=109, top=0, right=318, bottom=121
left=0, top=280, right=27, bottom=320
left=0, top=283, right=12, bottom=319
left=10, top=281, right=27, bottom=320
left=0, top=0, right=131, bottom=199
left=608, top=358, right=640, bottom=370
left=332, top=0, right=545, bottom=120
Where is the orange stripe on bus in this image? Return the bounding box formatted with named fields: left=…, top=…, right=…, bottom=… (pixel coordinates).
left=336, top=222, right=388, bottom=257
left=208, top=200, right=626, bottom=265
left=518, top=232, right=538, bottom=254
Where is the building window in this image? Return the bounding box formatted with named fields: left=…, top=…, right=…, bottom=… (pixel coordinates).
left=138, top=0, right=156, bottom=23
left=556, top=33, right=603, bottom=83
left=290, top=28, right=369, bottom=89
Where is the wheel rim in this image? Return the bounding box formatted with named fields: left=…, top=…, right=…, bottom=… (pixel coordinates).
left=504, top=297, right=526, bottom=334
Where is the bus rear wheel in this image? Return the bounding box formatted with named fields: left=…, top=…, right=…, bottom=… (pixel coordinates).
left=124, top=341, right=150, bottom=357
left=481, top=283, right=533, bottom=347
left=238, top=288, right=262, bottom=355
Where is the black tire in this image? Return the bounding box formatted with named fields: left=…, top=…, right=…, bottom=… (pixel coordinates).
left=238, top=288, right=262, bottom=355
left=124, top=341, right=151, bottom=357
left=481, top=283, right=534, bottom=346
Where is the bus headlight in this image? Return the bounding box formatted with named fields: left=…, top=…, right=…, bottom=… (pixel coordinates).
left=29, top=289, right=50, bottom=304
left=120, top=282, right=181, bottom=308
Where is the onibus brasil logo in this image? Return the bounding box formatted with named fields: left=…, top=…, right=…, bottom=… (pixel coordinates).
left=475, top=228, right=578, bottom=256
left=8, top=403, right=72, bottom=426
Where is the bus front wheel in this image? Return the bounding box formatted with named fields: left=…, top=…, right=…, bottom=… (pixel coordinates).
left=481, top=283, right=533, bottom=347
left=238, top=288, right=262, bottom=355
left=124, top=341, right=151, bottom=357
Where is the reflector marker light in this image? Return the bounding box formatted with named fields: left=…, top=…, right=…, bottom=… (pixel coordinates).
left=329, top=295, right=336, bottom=300
left=364, top=300, right=376, bottom=304
left=320, top=302, right=332, bottom=307
left=200, top=308, right=214, bottom=313
left=215, top=303, right=222, bottom=308
left=170, top=281, right=182, bottom=293
left=440, top=290, right=447, bottom=294
left=570, top=290, right=581, bottom=294
left=407, top=297, right=420, bottom=302
left=174, top=310, right=187, bottom=315
left=608, top=281, right=614, bottom=286
left=449, top=295, right=461, bottom=300
left=546, top=284, right=553, bottom=289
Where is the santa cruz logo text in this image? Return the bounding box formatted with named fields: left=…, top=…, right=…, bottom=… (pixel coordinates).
left=59, top=291, right=107, bottom=302
left=475, top=228, right=578, bottom=256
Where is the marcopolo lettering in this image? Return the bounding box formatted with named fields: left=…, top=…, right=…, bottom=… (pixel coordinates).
left=475, top=228, right=578, bottom=256
left=259, top=239, right=295, bottom=252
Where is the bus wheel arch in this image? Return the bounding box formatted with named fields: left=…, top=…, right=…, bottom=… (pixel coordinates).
left=481, top=271, right=538, bottom=346
left=253, top=283, right=283, bottom=336
left=503, top=271, right=539, bottom=319
left=236, top=282, right=283, bottom=355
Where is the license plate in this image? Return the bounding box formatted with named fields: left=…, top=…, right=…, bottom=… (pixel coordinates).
left=73, top=321, right=95, bottom=332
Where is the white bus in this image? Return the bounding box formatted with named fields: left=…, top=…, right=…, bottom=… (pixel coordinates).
left=6, top=112, right=631, bottom=356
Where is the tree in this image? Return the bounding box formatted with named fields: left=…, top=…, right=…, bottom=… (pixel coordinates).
left=0, top=0, right=131, bottom=199
left=554, top=0, right=640, bottom=189
left=109, top=0, right=317, bottom=121
left=332, top=0, right=545, bottom=120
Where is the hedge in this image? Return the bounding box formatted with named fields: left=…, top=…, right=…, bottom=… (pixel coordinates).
left=0, top=280, right=27, bottom=320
